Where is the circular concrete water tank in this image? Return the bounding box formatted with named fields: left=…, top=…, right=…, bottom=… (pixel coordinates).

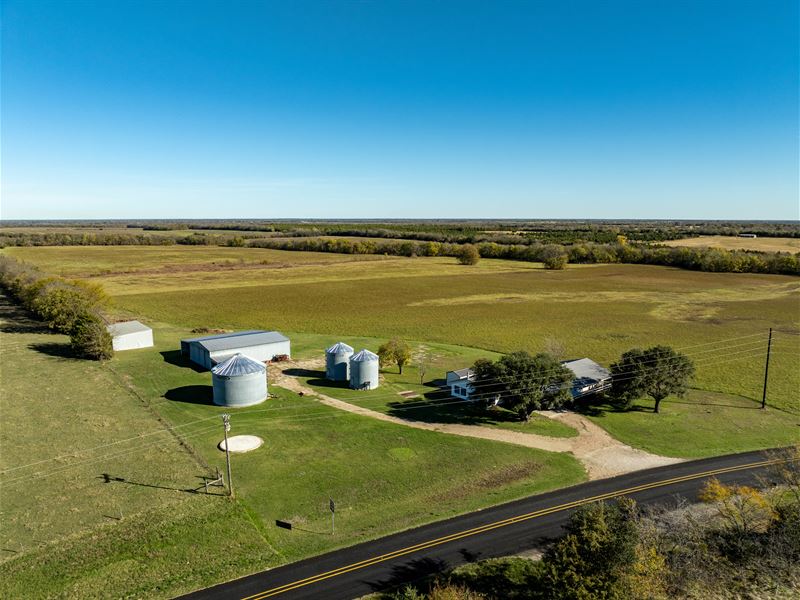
left=325, top=342, right=354, bottom=381
left=211, top=354, right=267, bottom=407
left=349, top=349, right=380, bottom=390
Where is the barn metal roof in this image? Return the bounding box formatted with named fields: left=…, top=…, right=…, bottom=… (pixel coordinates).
left=183, top=330, right=289, bottom=353
left=326, top=342, right=354, bottom=354
left=211, top=353, right=266, bottom=376
left=106, top=320, right=151, bottom=336
left=350, top=349, right=379, bottom=362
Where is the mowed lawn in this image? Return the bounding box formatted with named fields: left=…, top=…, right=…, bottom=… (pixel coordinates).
left=1, top=316, right=586, bottom=599
left=0, top=296, right=271, bottom=599
left=584, top=390, right=800, bottom=458
left=115, top=327, right=588, bottom=562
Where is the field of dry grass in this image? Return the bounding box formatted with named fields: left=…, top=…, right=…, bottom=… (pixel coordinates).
left=661, top=235, right=800, bottom=253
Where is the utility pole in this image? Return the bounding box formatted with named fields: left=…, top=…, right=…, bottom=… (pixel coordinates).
left=761, top=328, right=772, bottom=410
left=222, top=413, right=234, bottom=497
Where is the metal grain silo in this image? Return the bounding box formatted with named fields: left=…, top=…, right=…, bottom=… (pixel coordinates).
left=325, top=342, right=354, bottom=381
left=211, top=354, right=268, bottom=407
left=349, top=349, right=380, bottom=390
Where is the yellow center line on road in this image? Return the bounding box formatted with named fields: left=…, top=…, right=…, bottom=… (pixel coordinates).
left=241, top=458, right=787, bottom=600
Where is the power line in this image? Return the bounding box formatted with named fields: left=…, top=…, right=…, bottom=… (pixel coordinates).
left=1, top=336, right=781, bottom=482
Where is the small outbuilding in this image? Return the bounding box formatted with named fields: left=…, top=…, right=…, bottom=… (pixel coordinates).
left=349, top=349, right=380, bottom=390
left=325, top=342, right=354, bottom=381
left=181, top=330, right=290, bottom=370
left=211, top=353, right=268, bottom=407
left=106, top=320, right=153, bottom=351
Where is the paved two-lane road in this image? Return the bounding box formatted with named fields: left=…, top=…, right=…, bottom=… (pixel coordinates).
left=181, top=449, right=787, bottom=600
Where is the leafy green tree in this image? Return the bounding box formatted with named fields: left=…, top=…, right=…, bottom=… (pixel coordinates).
left=377, top=338, right=412, bottom=374
left=70, top=312, right=114, bottom=360
left=31, top=279, right=110, bottom=334
left=538, top=498, right=641, bottom=600
left=471, top=351, right=574, bottom=421
left=457, top=244, right=481, bottom=265
left=610, top=346, right=695, bottom=413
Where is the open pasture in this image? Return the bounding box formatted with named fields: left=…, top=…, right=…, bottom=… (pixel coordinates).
left=112, top=327, right=587, bottom=563
left=661, top=235, right=800, bottom=254
left=0, top=313, right=585, bottom=598
left=5, top=245, right=798, bottom=415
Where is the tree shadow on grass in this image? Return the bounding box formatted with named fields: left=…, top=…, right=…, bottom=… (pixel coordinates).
left=0, top=295, right=49, bottom=334
left=28, top=342, right=80, bottom=360
left=666, top=399, right=761, bottom=410
left=386, top=395, right=526, bottom=427
left=164, top=385, right=214, bottom=405
left=160, top=350, right=206, bottom=373
left=573, top=397, right=652, bottom=417
left=423, top=378, right=447, bottom=389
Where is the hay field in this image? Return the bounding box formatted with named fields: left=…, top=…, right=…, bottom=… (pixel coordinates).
left=6, top=245, right=799, bottom=414
left=661, top=235, right=800, bottom=253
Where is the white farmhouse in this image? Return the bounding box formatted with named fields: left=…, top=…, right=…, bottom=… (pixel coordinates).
left=446, top=357, right=612, bottom=402
left=446, top=367, right=475, bottom=400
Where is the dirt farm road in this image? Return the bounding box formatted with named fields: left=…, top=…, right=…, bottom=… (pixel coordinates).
left=273, top=360, right=681, bottom=480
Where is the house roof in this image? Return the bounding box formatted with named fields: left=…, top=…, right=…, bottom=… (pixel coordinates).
left=350, top=349, right=378, bottom=362
left=182, top=330, right=289, bottom=353
left=561, top=358, right=611, bottom=382
left=326, top=342, right=354, bottom=354
left=447, top=367, right=473, bottom=380
left=106, top=320, right=151, bottom=336
left=211, top=353, right=266, bottom=376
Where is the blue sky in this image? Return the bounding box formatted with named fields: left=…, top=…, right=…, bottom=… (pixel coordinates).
left=1, top=0, right=798, bottom=220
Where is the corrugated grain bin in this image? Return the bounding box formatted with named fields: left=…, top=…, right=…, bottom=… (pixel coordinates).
left=211, top=354, right=268, bottom=407
left=349, top=349, right=380, bottom=390
left=325, top=342, right=354, bottom=381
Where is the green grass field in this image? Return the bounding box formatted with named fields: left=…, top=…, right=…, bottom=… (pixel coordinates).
left=293, top=365, right=579, bottom=438
left=0, top=307, right=585, bottom=598
left=583, top=390, right=799, bottom=458
left=2, top=245, right=798, bottom=598
left=10, top=246, right=794, bottom=410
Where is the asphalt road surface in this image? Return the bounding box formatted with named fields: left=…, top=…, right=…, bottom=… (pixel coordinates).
left=180, top=449, right=787, bottom=600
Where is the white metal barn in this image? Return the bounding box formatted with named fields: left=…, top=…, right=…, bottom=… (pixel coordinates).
left=180, top=330, right=291, bottom=370
left=106, top=320, right=154, bottom=351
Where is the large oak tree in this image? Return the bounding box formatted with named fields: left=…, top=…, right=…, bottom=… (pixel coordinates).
left=610, top=346, right=695, bottom=413
left=471, top=351, right=574, bottom=421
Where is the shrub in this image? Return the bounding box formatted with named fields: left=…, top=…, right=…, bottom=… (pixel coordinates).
left=457, top=244, right=480, bottom=265
left=70, top=312, right=113, bottom=360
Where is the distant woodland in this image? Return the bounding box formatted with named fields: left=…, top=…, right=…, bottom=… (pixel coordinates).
left=1, top=220, right=798, bottom=275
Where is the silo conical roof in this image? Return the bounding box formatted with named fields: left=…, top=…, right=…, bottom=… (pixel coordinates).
left=350, top=349, right=379, bottom=362
left=326, top=342, right=354, bottom=354
left=211, top=353, right=266, bottom=376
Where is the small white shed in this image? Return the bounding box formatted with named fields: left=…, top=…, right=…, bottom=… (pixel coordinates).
left=107, top=320, right=154, bottom=351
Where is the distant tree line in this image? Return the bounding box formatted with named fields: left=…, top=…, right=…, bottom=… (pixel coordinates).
left=182, top=220, right=800, bottom=241
left=0, top=256, right=113, bottom=360
left=2, top=228, right=798, bottom=275
left=247, top=237, right=800, bottom=275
